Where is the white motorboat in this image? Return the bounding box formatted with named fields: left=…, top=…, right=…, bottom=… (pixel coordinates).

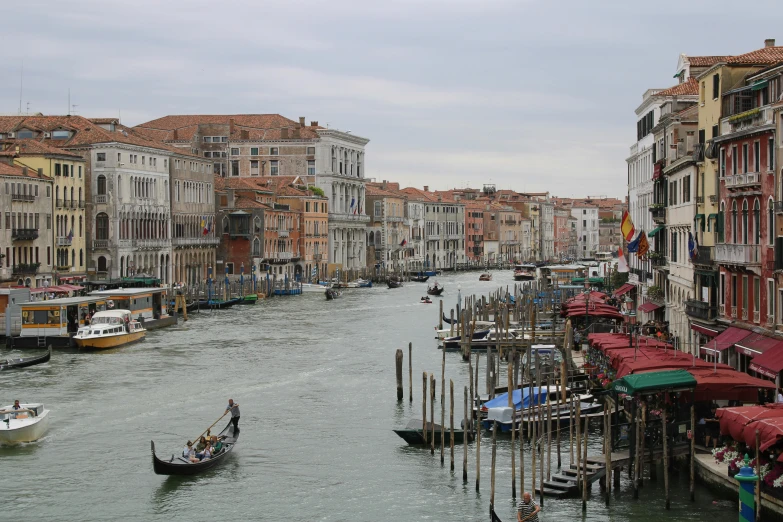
left=0, top=403, right=50, bottom=444
left=73, top=310, right=146, bottom=350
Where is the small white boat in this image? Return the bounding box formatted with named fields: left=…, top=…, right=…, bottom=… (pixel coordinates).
left=73, top=310, right=146, bottom=350
left=0, top=403, right=50, bottom=444
left=300, top=283, right=328, bottom=293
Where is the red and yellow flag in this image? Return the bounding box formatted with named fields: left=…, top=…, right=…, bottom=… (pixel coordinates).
left=636, top=231, right=649, bottom=258
left=621, top=210, right=635, bottom=242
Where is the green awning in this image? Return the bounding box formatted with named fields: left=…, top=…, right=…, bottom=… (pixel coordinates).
left=707, top=213, right=718, bottom=220
left=648, top=225, right=665, bottom=237
left=695, top=214, right=705, bottom=220
left=571, top=277, right=585, bottom=284
left=612, top=369, right=697, bottom=395
left=751, top=79, right=769, bottom=91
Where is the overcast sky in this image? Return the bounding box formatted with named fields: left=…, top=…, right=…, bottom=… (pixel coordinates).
left=3, top=1, right=782, bottom=198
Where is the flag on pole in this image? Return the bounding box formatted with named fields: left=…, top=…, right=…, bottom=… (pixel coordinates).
left=67, top=227, right=73, bottom=241
left=617, top=247, right=629, bottom=273
left=202, top=217, right=208, bottom=235
left=636, top=231, right=649, bottom=258
left=621, top=210, right=635, bottom=242
left=399, top=238, right=407, bottom=247
left=626, top=233, right=641, bottom=253
left=688, top=232, right=699, bottom=260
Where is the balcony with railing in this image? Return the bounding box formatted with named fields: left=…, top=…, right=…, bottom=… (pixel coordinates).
left=720, top=105, right=773, bottom=136
left=693, top=246, right=714, bottom=266
left=278, top=228, right=290, bottom=238
left=172, top=237, right=220, bottom=247
left=723, top=172, right=761, bottom=189
left=13, top=262, right=40, bottom=275
left=69, top=200, right=76, bottom=209
left=695, top=196, right=704, bottom=204
left=685, top=299, right=717, bottom=322
left=386, top=216, right=403, bottom=223
left=776, top=201, right=783, bottom=214
left=94, top=194, right=108, bottom=204
left=56, top=236, right=72, bottom=246
left=649, top=252, right=667, bottom=268
left=328, top=212, right=370, bottom=223
left=649, top=205, right=666, bottom=224
left=12, top=228, right=39, bottom=240
left=714, top=243, right=761, bottom=266
left=135, top=239, right=172, bottom=249
left=79, top=199, right=85, bottom=208
left=12, top=193, right=35, bottom=202
left=56, top=264, right=71, bottom=271
left=93, top=239, right=109, bottom=249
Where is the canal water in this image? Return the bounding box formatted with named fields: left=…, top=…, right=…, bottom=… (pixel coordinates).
left=1, top=271, right=738, bottom=521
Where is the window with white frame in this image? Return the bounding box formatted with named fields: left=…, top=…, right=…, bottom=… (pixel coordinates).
left=754, top=141, right=760, bottom=172
left=270, top=147, right=279, bottom=155
left=270, top=160, right=279, bottom=175
left=307, top=160, right=315, bottom=176
left=230, top=148, right=240, bottom=156
left=768, top=279, right=775, bottom=321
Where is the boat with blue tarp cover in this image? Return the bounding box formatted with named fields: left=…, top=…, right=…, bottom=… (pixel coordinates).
left=479, top=386, right=601, bottom=432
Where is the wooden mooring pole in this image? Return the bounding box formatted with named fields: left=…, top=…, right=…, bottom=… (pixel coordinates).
left=430, top=374, right=436, bottom=455
left=582, top=405, right=588, bottom=512
left=663, top=396, right=669, bottom=510
left=395, top=349, right=403, bottom=401
left=450, top=379, right=455, bottom=472
left=408, top=342, right=413, bottom=403
left=508, top=360, right=516, bottom=499
left=441, top=347, right=445, bottom=465
left=422, top=372, right=428, bottom=444
left=463, top=386, right=468, bottom=482
left=490, top=420, right=498, bottom=510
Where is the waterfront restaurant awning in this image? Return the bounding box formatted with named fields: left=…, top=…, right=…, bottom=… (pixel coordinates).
left=743, top=417, right=783, bottom=452
left=612, top=369, right=696, bottom=396
left=717, top=404, right=783, bottom=441
left=749, top=345, right=783, bottom=379
left=637, top=302, right=662, bottom=313
left=699, top=326, right=753, bottom=355
left=734, top=333, right=783, bottom=358
left=613, top=283, right=635, bottom=297
left=648, top=225, right=665, bottom=237
left=688, top=367, right=776, bottom=402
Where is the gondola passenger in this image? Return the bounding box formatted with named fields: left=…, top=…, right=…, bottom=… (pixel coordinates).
left=195, top=436, right=207, bottom=452
left=211, top=436, right=223, bottom=454
left=183, top=441, right=195, bottom=459
left=196, top=444, right=212, bottom=461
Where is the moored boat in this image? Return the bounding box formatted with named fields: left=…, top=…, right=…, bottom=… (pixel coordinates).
left=206, top=297, right=241, bottom=309
left=411, top=273, right=429, bottom=283
left=0, top=403, right=50, bottom=444
left=0, top=346, right=51, bottom=371
left=73, top=310, right=146, bottom=350
left=479, top=273, right=492, bottom=281
left=151, top=420, right=238, bottom=476
left=513, top=263, right=537, bottom=281
left=355, top=278, right=373, bottom=288
left=393, top=419, right=473, bottom=445
left=236, top=294, right=258, bottom=305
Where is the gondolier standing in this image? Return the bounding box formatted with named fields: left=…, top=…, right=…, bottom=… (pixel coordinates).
left=225, top=399, right=240, bottom=433
left=517, top=492, right=540, bottom=522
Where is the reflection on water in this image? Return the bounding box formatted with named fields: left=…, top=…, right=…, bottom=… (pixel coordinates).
left=0, top=271, right=739, bottom=521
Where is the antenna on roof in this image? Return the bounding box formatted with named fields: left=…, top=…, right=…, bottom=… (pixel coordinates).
left=68, top=88, right=71, bottom=116
left=18, top=61, right=23, bottom=115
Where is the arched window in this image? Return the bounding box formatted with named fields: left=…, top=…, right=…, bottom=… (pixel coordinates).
left=79, top=216, right=83, bottom=237
left=97, top=175, right=107, bottom=195
left=78, top=187, right=82, bottom=204
left=70, top=187, right=74, bottom=203
left=742, top=200, right=749, bottom=244
left=97, top=256, right=107, bottom=272
left=117, top=176, right=122, bottom=199
left=71, top=249, right=75, bottom=266
left=753, top=199, right=760, bottom=245
left=769, top=199, right=775, bottom=245
left=732, top=201, right=738, bottom=244
left=55, top=186, right=60, bottom=202
left=96, top=212, right=109, bottom=240
left=80, top=249, right=83, bottom=267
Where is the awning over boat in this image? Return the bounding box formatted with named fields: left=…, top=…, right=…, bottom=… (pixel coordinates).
left=648, top=225, right=665, bottom=237
left=613, top=283, right=635, bottom=297
left=481, top=387, right=548, bottom=411
left=749, top=345, right=783, bottom=378
left=734, top=333, right=783, bottom=358
left=699, top=326, right=752, bottom=354
left=612, top=369, right=696, bottom=395
left=637, top=302, right=662, bottom=313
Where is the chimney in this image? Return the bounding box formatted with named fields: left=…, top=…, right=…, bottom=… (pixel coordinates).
left=281, top=128, right=289, bottom=139
left=298, top=117, right=305, bottom=128
left=423, top=185, right=429, bottom=192
left=38, top=168, right=43, bottom=176
left=310, top=121, right=318, bottom=127
left=765, top=39, right=776, bottom=48
left=23, top=167, right=28, bottom=177
left=172, top=128, right=178, bottom=140
left=227, top=189, right=235, bottom=208
left=229, top=118, right=235, bottom=134
left=241, top=129, right=249, bottom=139
left=292, top=128, right=301, bottom=139
left=382, top=180, right=387, bottom=189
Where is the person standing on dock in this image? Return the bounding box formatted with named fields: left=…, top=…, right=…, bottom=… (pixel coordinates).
left=225, top=399, right=240, bottom=433
left=517, top=492, right=540, bottom=522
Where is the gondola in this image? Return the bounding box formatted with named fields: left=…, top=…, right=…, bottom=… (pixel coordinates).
left=411, top=274, right=429, bottom=283
left=0, top=346, right=51, bottom=371
left=490, top=504, right=503, bottom=522
left=205, top=297, right=241, bottom=309
left=387, top=279, right=403, bottom=289
left=393, top=419, right=473, bottom=445
left=325, top=288, right=342, bottom=300
left=151, top=420, right=238, bottom=476
left=426, top=284, right=444, bottom=296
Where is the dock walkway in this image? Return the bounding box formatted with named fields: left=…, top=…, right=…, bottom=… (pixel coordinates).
left=538, top=443, right=690, bottom=498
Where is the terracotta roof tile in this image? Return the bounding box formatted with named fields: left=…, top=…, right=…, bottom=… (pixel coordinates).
left=654, top=77, right=699, bottom=97
left=233, top=196, right=268, bottom=209
left=727, top=47, right=783, bottom=65
left=0, top=162, right=50, bottom=179
left=135, top=114, right=325, bottom=143
left=1, top=139, right=83, bottom=158
left=687, top=56, right=732, bottom=67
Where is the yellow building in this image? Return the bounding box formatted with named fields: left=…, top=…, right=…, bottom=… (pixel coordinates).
left=8, top=140, right=87, bottom=281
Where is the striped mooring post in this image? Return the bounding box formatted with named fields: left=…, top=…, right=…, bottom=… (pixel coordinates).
left=736, top=454, right=759, bottom=522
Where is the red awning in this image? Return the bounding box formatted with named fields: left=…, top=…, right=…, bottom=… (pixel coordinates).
left=59, top=284, right=83, bottom=291
left=637, top=302, right=662, bottom=313
left=29, top=287, right=47, bottom=294
left=700, top=326, right=753, bottom=353
left=689, top=367, right=776, bottom=402
left=743, top=417, right=783, bottom=451
left=46, top=285, right=69, bottom=292
left=613, top=284, right=635, bottom=297
left=717, top=404, right=783, bottom=441
left=735, top=333, right=783, bottom=358
left=691, top=324, right=720, bottom=337
left=750, top=346, right=783, bottom=378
